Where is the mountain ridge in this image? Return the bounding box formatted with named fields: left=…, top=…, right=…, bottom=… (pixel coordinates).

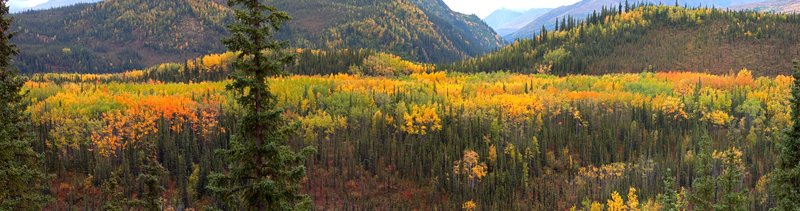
left=11, top=0, right=502, bottom=73
left=506, top=0, right=771, bottom=40
left=731, top=0, right=800, bottom=13
left=451, top=5, right=800, bottom=76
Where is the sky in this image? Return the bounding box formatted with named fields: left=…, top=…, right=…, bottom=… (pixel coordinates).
left=8, top=0, right=49, bottom=10
left=442, top=0, right=581, bottom=18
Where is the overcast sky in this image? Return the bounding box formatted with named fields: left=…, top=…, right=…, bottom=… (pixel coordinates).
left=8, top=0, right=48, bottom=10
left=442, top=0, right=581, bottom=18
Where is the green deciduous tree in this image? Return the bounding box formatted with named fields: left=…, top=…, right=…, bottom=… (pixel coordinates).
left=772, top=60, right=800, bottom=210
left=0, top=0, right=51, bottom=209
left=207, top=0, right=315, bottom=210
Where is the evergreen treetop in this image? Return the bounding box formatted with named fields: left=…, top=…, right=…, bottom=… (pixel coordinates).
left=208, top=0, right=316, bottom=210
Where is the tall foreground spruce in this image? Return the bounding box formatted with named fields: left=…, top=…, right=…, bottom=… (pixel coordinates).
left=207, top=0, right=315, bottom=210
left=0, top=0, right=51, bottom=209
left=773, top=60, right=800, bottom=210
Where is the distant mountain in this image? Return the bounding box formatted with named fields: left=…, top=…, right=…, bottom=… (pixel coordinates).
left=11, top=0, right=502, bottom=73
left=506, top=0, right=770, bottom=40
left=732, top=0, right=800, bottom=13
left=450, top=5, right=800, bottom=76
left=484, top=9, right=523, bottom=29
left=501, top=9, right=553, bottom=30
left=485, top=8, right=552, bottom=37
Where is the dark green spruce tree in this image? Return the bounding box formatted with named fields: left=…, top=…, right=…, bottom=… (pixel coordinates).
left=208, top=0, right=316, bottom=210
left=714, top=148, right=747, bottom=211
left=657, top=169, right=680, bottom=211
left=772, top=60, right=800, bottom=210
left=690, top=133, right=714, bottom=210
left=0, top=0, right=51, bottom=209
left=135, top=143, right=167, bottom=210
left=101, top=170, right=126, bottom=211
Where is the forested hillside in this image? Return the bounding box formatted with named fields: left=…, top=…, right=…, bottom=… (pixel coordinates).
left=12, top=0, right=231, bottom=73
left=11, top=0, right=502, bottom=74
left=506, top=0, right=769, bottom=40
left=26, top=65, right=793, bottom=210
left=7, top=0, right=800, bottom=210
left=450, top=4, right=800, bottom=76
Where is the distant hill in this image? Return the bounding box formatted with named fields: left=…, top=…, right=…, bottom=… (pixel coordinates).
left=11, top=0, right=502, bottom=74
left=732, top=0, right=800, bottom=13
left=506, top=0, right=770, bottom=40
left=449, top=5, right=800, bottom=76
left=485, top=8, right=552, bottom=37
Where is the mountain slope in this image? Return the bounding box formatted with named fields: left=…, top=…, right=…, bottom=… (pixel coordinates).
left=12, top=0, right=503, bottom=73
left=12, top=0, right=231, bottom=73
left=449, top=5, right=800, bottom=76
left=406, top=0, right=505, bottom=58
left=13, top=0, right=232, bottom=73
left=507, top=0, right=770, bottom=40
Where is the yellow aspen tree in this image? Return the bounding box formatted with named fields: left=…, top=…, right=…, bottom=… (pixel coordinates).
left=608, top=191, right=628, bottom=211
left=462, top=200, right=477, bottom=211
left=628, top=187, right=640, bottom=211
left=590, top=201, right=604, bottom=211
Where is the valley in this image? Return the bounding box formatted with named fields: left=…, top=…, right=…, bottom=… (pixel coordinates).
left=1, top=0, right=800, bottom=210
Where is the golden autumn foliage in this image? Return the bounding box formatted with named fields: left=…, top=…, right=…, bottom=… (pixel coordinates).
left=574, top=187, right=642, bottom=211
left=401, top=104, right=442, bottom=135
left=26, top=81, right=229, bottom=156
left=352, top=52, right=431, bottom=76
left=488, top=145, right=497, bottom=166
left=641, top=199, right=661, bottom=211
left=578, top=163, right=628, bottom=179
left=299, top=109, right=347, bottom=141
left=454, top=150, right=488, bottom=182
left=703, top=110, right=733, bottom=126
left=199, top=52, right=236, bottom=70
left=591, top=201, right=604, bottom=211
left=607, top=191, right=628, bottom=211
left=92, top=107, right=159, bottom=156
left=462, top=200, right=477, bottom=211
left=24, top=70, right=795, bottom=162
left=713, top=147, right=745, bottom=170
left=628, top=188, right=640, bottom=211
